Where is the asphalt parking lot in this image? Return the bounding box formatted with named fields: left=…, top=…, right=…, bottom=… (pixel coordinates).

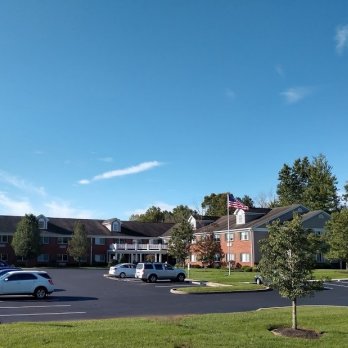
left=0, top=268, right=347, bottom=323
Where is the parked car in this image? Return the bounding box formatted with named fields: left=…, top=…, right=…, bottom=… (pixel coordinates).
left=135, top=262, right=186, bottom=283
left=0, top=260, right=9, bottom=268
left=0, top=270, right=55, bottom=299
left=108, top=263, right=136, bottom=278
left=0, top=268, right=21, bottom=277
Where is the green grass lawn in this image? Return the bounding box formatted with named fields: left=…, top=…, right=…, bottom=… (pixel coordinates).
left=186, top=268, right=348, bottom=284
left=1, top=307, right=348, bottom=347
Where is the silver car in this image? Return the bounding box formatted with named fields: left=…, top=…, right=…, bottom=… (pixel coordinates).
left=135, top=262, right=186, bottom=283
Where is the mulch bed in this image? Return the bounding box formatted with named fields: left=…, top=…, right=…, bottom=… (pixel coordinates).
left=271, top=327, right=322, bottom=339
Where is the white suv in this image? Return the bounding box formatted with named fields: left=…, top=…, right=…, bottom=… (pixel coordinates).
left=135, top=262, right=186, bottom=283
left=0, top=270, right=55, bottom=299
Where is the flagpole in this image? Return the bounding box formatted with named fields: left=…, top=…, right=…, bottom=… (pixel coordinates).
left=227, top=193, right=231, bottom=276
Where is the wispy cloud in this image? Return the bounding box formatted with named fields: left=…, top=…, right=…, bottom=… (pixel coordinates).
left=44, top=200, right=95, bottom=218
left=0, top=192, right=33, bottom=215
left=0, top=170, right=46, bottom=196
left=280, top=86, right=312, bottom=104
left=335, top=24, right=348, bottom=55
left=78, top=161, right=162, bottom=185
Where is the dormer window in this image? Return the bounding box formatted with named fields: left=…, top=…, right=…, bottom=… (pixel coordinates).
left=235, top=210, right=245, bottom=225
left=37, top=215, right=48, bottom=230
left=112, top=221, right=121, bottom=232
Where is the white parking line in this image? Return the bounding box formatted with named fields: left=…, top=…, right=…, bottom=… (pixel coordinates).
left=0, top=312, right=86, bottom=317
left=0, top=305, right=71, bottom=309
left=325, top=282, right=348, bottom=288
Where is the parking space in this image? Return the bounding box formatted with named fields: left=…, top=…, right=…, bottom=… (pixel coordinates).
left=0, top=269, right=347, bottom=323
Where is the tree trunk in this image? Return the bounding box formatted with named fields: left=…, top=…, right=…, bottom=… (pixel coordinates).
left=292, top=298, right=297, bottom=330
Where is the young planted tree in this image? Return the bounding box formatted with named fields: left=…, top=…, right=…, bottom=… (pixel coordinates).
left=12, top=214, right=41, bottom=265
left=193, top=232, right=224, bottom=267
left=324, top=209, right=348, bottom=269
left=258, top=214, right=319, bottom=330
left=168, top=220, right=194, bottom=266
left=68, top=221, right=89, bottom=266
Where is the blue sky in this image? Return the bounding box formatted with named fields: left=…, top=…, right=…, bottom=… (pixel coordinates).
left=0, top=0, right=347, bottom=220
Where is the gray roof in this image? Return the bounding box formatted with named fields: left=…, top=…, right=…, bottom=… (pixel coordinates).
left=0, top=215, right=174, bottom=238
left=194, top=204, right=311, bottom=233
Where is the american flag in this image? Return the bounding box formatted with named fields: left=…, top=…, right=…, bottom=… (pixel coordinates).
left=228, top=194, right=249, bottom=210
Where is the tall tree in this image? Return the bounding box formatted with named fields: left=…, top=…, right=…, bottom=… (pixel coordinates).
left=11, top=214, right=41, bottom=265
left=193, top=232, right=224, bottom=267
left=238, top=195, right=254, bottom=209
left=258, top=214, right=320, bottom=330
left=68, top=221, right=89, bottom=266
left=168, top=220, right=194, bottom=266
left=129, top=206, right=165, bottom=222
left=172, top=205, right=195, bottom=222
left=201, top=193, right=228, bottom=216
left=324, top=209, right=348, bottom=269
left=276, top=154, right=339, bottom=212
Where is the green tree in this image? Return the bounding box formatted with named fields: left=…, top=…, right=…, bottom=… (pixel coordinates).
left=324, top=209, right=348, bottom=269
left=11, top=214, right=41, bottom=265
left=68, top=221, right=89, bottom=266
left=193, top=232, right=224, bottom=267
left=276, top=154, right=339, bottom=212
left=342, top=182, right=348, bottom=207
left=201, top=193, right=228, bottom=216
left=172, top=205, right=195, bottom=222
left=168, top=220, right=194, bottom=266
left=238, top=195, right=254, bottom=209
left=129, top=206, right=165, bottom=222
left=258, top=214, right=320, bottom=330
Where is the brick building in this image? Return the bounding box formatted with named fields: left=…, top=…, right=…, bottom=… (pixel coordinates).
left=0, top=215, right=174, bottom=266
left=190, top=204, right=330, bottom=267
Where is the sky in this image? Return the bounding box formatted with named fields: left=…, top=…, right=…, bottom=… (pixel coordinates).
left=0, top=0, right=347, bottom=220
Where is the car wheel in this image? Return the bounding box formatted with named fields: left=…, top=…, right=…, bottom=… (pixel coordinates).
left=177, top=273, right=185, bottom=282
left=119, top=272, right=126, bottom=279
left=34, top=287, right=47, bottom=299
left=148, top=274, right=157, bottom=283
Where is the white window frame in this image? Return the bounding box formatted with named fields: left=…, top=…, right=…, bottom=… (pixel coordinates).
left=40, top=236, right=49, bottom=245
left=240, top=253, right=250, bottom=262
left=225, top=232, right=234, bottom=241
left=226, top=253, right=235, bottom=262
left=239, top=231, right=249, bottom=241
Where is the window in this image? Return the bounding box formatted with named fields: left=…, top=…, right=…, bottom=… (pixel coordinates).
left=226, top=253, right=235, bottom=262
left=237, top=215, right=244, bottom=224
left=40, top=236, right=49, bottom=245
left=239, top=231, right=249, bottom=241
left=57, top=254, right=68, bottom=262
left=191, top=254, right=197, bottom=262
left=240, top=253, right=250, bottom=262
left=225, top=232, right=234, bottom=241
left=38, top=219, right=46, bottom=229
left=37, top=254, right=49, bottom=262
left=57, top=237, right=69, bottom=245
left=112, top=221, right=121, bottom=232
left=7, top=273, right=37, bottom=281
left=214, top=233, right=220, bottom=241
left=0, top=254, right=8, bottom=261
left=0, top=235, right=9, bottom=243
left=95, top=238, right=105, bottom=245
left=154, top=264, right=163, bottom=270
left=94, top=254, right=105, bottom=263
